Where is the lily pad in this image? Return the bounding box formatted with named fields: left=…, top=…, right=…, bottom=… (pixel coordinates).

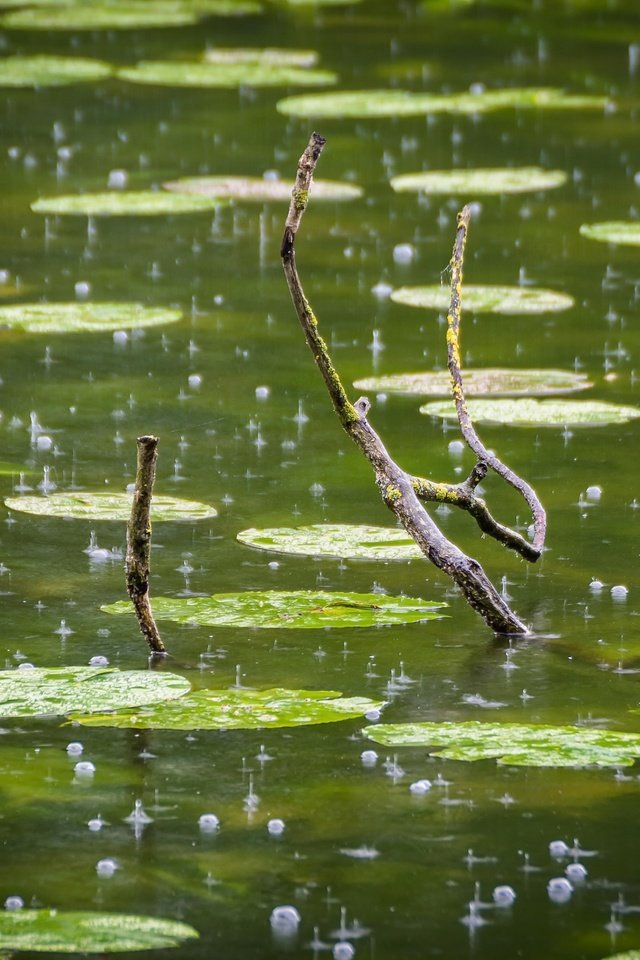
left=353, top=369, right=592, bottom=397
left=162, top=175, right=362, bottom=201
left=4, top=491, right=217, bottom=521
left=0, top=55, right=113, bottom=87
left=101, top=590, right=446, bottom=628
left=276, top=87, right=607, bottom=118
left=390, top=167, right=567, bottom=195
left=420, top=398, right=640, bottom=426
left=579, top=222, right=640, bottom=246
left=70, top=687, right=384, bottom=730
left=117, top=61, right=336, bottom=88
left=364, top=720, right=640, bottom=768
left=390, top=284, right=574, bottom=313
left=0, top=1, right=262, bottom=30
left=237, top=523, right=424, bottom=560
left=0, top=909, right=198, bottom=951
left=0, top=302, right=182, bottom=334
left=204, top=46, right=319, bottom=67
left=31, top=191, right=226, bottom=217
left=0, top=666, right=190, bottom=718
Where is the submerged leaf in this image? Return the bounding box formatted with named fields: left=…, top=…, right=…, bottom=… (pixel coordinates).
left=364, top=720, right=640, bottom=768
left=117, top=61, right=336, bottom=88
left=0, top=1, right=261, bottom=30
left=390, top=284, right=574, bottom=313
left=31, top=191, right=226, bottom=217
left=0, top=302, right=182, bottom=334
left=163, top=175, right=362, bottom=201
left=0, top=666, right=190, bottom=718
left=70, top=687, right=384, bottom=730
left=579, top=222, right=640, bottom=246
left=203, top=47, right=319, bottom=67
left=390, top=167, right=567, bottom=195
left=353, top=368, right=591, bottom=397
left=4, top=491, right=217, bottom=521
left=420, top=397, right=640, bottom=426
left=277, top=87, right=607, bottom=118
left=101, top=590, right=446, bottom=628
left=237, top=523, right=424, bottom=560
left=0, top=909, right=198, bottom=951
left=0, top=55, right=113, bottom=87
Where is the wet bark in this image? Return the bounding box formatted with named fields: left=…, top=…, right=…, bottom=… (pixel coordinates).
left=126, top=435, right=166, bottom=655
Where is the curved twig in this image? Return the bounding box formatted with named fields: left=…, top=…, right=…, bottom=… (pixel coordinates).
left=447, top=206, right=546, bottom=555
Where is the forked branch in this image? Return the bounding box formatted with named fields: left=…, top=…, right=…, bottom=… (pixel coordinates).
left=281, top=133, right=539, bottom=635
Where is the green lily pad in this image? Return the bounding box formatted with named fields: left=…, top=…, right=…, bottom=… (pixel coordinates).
left=580, top=222, right=640, bottom=246
left=353, top=369, right=591, bottom=397
left=390, top=284, right=574, bottom=313
left=0, top=1, right=261, bottom=30
left=70, top=687, right=384, bottom=730
left=117, top=61, right=336, bottom=88
left=276, top=87, right=607, bottom=118
left=0, top=55, right=113, bottom=87
left=364, top=720, right=640, bottom=768
left=4, top=491, right=217, bottom=521
left=237, top=524, right=424, bottom=560
left=0, top=302, right=182, bottom=334
left=101, top=590, right=446, bottom=628
left=604, top=954, right=640, bottom=960
left=31, top=191, right=226, bottom=217
left=203, top=46, right=319, bottom=67
left=0, top=666, right=190, bottom=718
left=390, top=167, right=567, bottom=195
left=0, top=909, right=198, bottom=951
left=420, top=398, right=640, bottom=426
left=162, top=175, right=362, bottom=201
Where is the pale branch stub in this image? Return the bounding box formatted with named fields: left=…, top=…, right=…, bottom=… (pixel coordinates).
left=281, top=132, right=546, bottom=636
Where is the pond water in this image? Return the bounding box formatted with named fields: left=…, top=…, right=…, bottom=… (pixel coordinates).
left=1, top=0, right=640, bottom=956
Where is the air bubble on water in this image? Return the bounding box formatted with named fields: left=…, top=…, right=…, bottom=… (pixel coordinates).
left=611, top=584, right=628, bottom=599
left=360, top=750, right=378, bottom=767
left=549, top=839, right=570, bottom=858
left=448, top=440, right=465, bottom=455
left=113, top=330, right=128, bottom=345
left=333, top=943, right=355, bottom=960
left=393, top=243, right=415, bottom=264
left=586, top=485, right=602, bottom=501
left=492, top=885, right=516, bottom=907
left=198, top=813, right=220, bottom=833
left=74, top=760, right=96, bottom=777
left=565, top=862, right=588, bottom=883
left=107, top=169, right=128, bottom=189
left=270, top=905, right=300, bottom=935
left=88, top=814, right=106, bottom=832
left=547, top=877, right=573, bottom=903
left=255, top=385, right=270, bottom=400
left=4, top=896, right=24, bottom=911
left=96, top=857, right=119, bottom=878
left=188, top=373, right=202, bottom=390
left=589, top=579, right=604, bottom=592
left=89, top=655, right=109, bottom=666
left=66, top=741, right=83, bottom=756
left=409, top=778, right=432, bottom=795
left=268, top=818, right=285, bottom=836
left=36, top=435, right=53, bottom=452
left=309, top=482, right=325, bottom=497
left=74, top=280, right=91, bottom=299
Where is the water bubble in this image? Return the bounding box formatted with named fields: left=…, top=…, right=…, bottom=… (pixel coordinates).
left=255, top=385, right=270, bottom=400
left=364, top=707, right=382, bottom=721
left=107, top=169, right=128, bottom=189
left=493, top=885, right=516, bottom=907
left=267, top=818, right=286, bottom=836
left=36, top=435, right=53, bottom=452
left=74, top=280, right=91, bottom=299
left=565, top=862, right=588, bottom=882
left=393, top=243, right=416, bottom=264
left=589, top=579, right=604, bottom=592
left=113, top=330, right=128, bottom=345
left=17, top=662, right=35, bottom=670
left=96, top=857, right=118, bottom=878
left=198, top=813, right=220, bottom=833
left=4, top=896, right=24, bottom=911
left=549, top=839, right=570, bottom=858
left=333, top=944, right=355, bottom=960
left=371, top=280, right=393, bottom=299
left=586, top=485, right=602, bottom=501
left=360, top=749, right=378, bottom=767
left=611, top=585, right=628, bottom=599
left=74, top=760, right=96, bottom=777
left=188, top=373, right=202, bottom=390
left=547, top=877, right=573, bottom=903
left=448, top=440, right=465, bottom=455
left=270, top=905, right=301, bottom=932
left=89, top=655, right=109, bottom=666
left=409, top=778, right=432, bottom=795
left=66, top=741, right=83, bottom=756
left=88, top=815, right=106, bottom=832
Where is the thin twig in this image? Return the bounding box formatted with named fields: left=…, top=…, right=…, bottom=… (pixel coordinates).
left=126, top=435, right=166, bottom=655
left=447, top=206, right=546, bottom=555
left=281, top=134, right=528, bottom=635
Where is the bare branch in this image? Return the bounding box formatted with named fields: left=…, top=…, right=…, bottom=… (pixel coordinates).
left=447, top=206, right=546, bottom=555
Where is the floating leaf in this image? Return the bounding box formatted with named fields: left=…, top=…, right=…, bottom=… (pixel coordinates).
left=101, top=590, right=446, bottom=628
left=0, top=302, right=182, bottom=334
left=237, top=524, right=424, bottom=560
left=390, top=167, right=567, bottom=195
left=0, top=666, right=190, bottom=718
left=277, top=87, right=607, bottom=118
left=70, top=687, right=384, bottom=730
left=420, top=398, right=640, bottom=426
left=163, top=175, right=362, bottom=201
left=0, top=909, right=198, bottom=951
left=4, top=491, right=217, bottom=521
left=390, top=284, right=574, bottom=313
left=364, top=721, right=640, bottom=768
left=353, top=369, right=591, bottom=397
left=203, top=47, right=319, bottom=67
left=31, top=191, right=226, bottom=217
left=0, top=1, right=262, bottom=30
left=579, top=222, right=640, bottom=246
left=0, top=55, right=113, bottom=87
left=278, top=0, right=364, bottom=5
left=117, top=61, right=336, bottom=88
